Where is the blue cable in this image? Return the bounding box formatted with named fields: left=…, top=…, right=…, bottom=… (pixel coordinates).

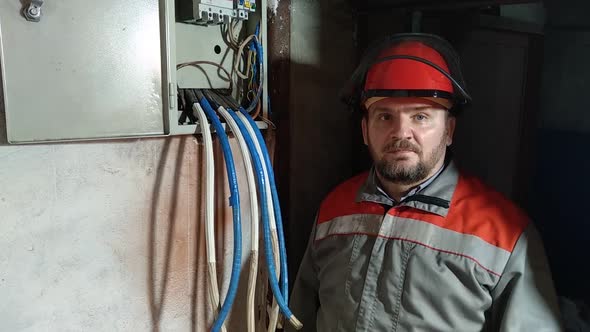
left=251, top=58, right=258, bottom=82
left=248, top=24, right=259, bottom=53
left=238, top=108, right=288, bottom=301
left=251, top=24, right=260, bottom=87
left=246, top=31, right=264, bottom=114
left=228, top=109, right=295, bottom=321
left=199, top=95, right=242, bottom=332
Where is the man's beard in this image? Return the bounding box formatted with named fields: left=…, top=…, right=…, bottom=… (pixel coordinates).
left=374, top=137, right=447, bottom=186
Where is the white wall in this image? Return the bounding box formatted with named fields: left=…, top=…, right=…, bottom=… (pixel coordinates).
left=0, top=110, right=259, bottom=331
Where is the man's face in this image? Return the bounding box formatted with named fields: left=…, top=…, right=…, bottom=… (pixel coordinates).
left=362, top=97, right=455, bottom=185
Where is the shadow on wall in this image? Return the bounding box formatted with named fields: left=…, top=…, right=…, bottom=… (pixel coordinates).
left=145, top=136, right=217, bottom=332
left=0, top=111, right=7, bottom=146
left=285, top=0, right=357, bottom=287
left=145, top=134, right=254, bottom=331
left=1, top=77, right=7, bottom=145
left=286, top=60, right=361, bottom=285
left=147, top=137, right=183, bottom=332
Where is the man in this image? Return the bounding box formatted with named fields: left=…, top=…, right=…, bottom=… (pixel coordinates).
left=287, top=34, right=562, bottom=331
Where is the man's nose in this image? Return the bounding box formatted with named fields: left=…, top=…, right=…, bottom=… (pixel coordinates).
left=389, top=116, right=412, bottom=139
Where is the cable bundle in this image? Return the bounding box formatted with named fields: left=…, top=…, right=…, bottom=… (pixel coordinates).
left=176, top=17, right=301, bottom=332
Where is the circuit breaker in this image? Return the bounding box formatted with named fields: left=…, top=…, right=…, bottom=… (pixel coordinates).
left=177, top=0, right=257, bottom=24
left=0, top=0, right=266, bottom=143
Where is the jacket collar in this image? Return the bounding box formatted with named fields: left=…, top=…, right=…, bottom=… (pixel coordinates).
left=356, top=160, right=459, bottom=217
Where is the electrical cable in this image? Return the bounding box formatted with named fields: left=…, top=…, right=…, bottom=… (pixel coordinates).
left=209, top=91, right=269, bottom=330
left=247, top=52, right=256, bottom=92
left=221, top=19, right=250, bottom=103
left=237, top=108, right=287, bottom=301
left=191, top=102, right=227, bottom=332
left=245, top=31, right=263, bottom=114
left=230, top=110, right=302, bottom=330
left=251, top=99, right=261, bottom=119
left=213, top=101, right=260, bottom=332
left=235, top=34, right=257, bottom=80
left=232, top=104, right=280, bottom=331
left=236, top=83, right=279, bottom=329
left=227, top=19, right=242, bottom=49
left=196, top=91, right=242, bottom=332
left=209, top=94, right=285, bottom=329
left=177, top=61, right=233, bottom=92
left=247, top=52, right=256, bottom=91
left=231, top=110, right=299, bottom=330
left=210, top=90, right=280, bottom=329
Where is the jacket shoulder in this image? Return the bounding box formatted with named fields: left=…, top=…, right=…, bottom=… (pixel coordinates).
left=317, top=172, right=383, bottom=224
left=448, top=174, right=530, bottom=252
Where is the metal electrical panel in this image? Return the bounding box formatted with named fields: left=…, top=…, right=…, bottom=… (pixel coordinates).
left=0, top=1, right=165, bottom=143
left=0, top=0, right=266, bottom=143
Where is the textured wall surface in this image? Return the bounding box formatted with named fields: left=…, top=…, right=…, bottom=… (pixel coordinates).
left=0, top=109, right=261, bottom=331
left=287, top=0, right=356, bottom=280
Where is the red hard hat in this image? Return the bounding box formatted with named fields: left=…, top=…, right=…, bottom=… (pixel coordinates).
left=363, top=41, right=455, bottom=110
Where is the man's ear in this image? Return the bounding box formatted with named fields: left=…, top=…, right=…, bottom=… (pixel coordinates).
left=446, top=116, right=456, bottom=146
left=362, top=116, right=369, bottom=146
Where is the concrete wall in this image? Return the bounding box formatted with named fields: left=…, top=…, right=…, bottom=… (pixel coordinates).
left=287, top=0, right=356, bottom=278
left=529, top=0, right=590, bottom=303
left=0, top=105, right=260, bottom=330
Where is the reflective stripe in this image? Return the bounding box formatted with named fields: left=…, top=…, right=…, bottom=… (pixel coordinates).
left=315, top=213, right=510, bottom=276
left=315, top=214, right=382, bottom=241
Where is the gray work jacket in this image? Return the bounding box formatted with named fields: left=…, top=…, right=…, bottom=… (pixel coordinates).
left=287, top=162, right=562, bottom=331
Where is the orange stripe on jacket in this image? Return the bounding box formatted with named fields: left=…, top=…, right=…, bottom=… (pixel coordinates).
left=317, top=171, right=529, bottom=253
left=317, top=172, right=384, bottom=223
left=390, top=175, right=529, bottom=252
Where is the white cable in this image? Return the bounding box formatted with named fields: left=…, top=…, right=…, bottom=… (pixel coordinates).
left=228, top=19, right=242, bottom=49
left=237, top=112, right=281, bottom=332
left=217, top=106, right=260, bottom=332
left=234, top=34, right=257, bottom=80
left=268, top=235, right=281, bottom=332
left=192, top=103, right=227, bottom=332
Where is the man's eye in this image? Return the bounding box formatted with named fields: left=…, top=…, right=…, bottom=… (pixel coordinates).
left=414, top=114, right=428, bottom=121
left=378, top=114, right=391, bottom=121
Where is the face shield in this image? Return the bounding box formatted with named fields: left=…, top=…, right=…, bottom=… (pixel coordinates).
left=340, top=33, right=472, bottom=115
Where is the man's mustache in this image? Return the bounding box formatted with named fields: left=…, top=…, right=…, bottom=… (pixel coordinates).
left=382, top=140, right=420, bottom=154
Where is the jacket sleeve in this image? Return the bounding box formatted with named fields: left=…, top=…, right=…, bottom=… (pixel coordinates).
left=489, top=223, right=563, bottom=331
left=285, top=221, right=320, bottom=332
